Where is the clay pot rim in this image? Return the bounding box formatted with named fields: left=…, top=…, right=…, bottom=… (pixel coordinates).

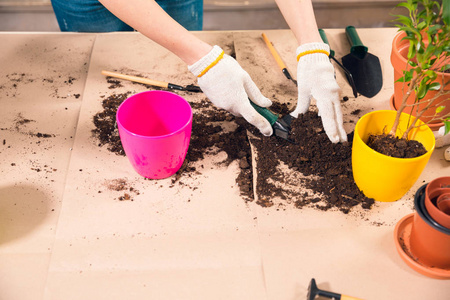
left=425, top=177, right=450, bottom=228
left=415, top=184, right=450, bottom=235
left=392, top=31, right=450, bottom=77
left=388, top=95, right=444, bottom=131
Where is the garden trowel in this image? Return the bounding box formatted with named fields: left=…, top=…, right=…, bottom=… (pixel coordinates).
left=249, top=101, right=294, bottom=143
left=261, top=32, right=297, bottom=86
left=101, top=70, right=202, bottom=92
left=342, top=26, right=383, bottom=98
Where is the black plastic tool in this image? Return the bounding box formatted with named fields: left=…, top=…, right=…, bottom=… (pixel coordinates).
left=307, top=278, right=363, bottom=300
left=342, top=26, right=383, bottom=98
left=319, top=29, right=358, bottom=98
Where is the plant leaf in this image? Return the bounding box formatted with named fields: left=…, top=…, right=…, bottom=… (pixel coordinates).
left=417, top=83, right=427, bottom=99
left=443, top=0, right=450, bottom=25
left=436, top=106, right=445, bottom=113
left=444, top=121, right=450, bottom=134
left=445, top=120, right=450, bottom=135
left=429, top=82, right=441, bottom=90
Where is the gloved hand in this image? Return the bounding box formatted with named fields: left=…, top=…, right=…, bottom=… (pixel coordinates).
left=188, top=45, right=273, bottom=136
left=292, top=42, right=347, bottom=143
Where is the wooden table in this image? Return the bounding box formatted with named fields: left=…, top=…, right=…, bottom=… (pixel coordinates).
left=0, top=29, right=448, bottom=300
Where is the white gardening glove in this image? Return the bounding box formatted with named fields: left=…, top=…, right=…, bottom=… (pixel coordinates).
left=292, top=43, right=347, bottom=143
left=188, top=45, right=273, bottom=136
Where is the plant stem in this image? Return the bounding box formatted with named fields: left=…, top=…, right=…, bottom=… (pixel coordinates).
left=389, top=75, right=419, bottom=136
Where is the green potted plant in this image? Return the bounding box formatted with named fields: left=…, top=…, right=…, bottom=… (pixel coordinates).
left=390, top=0, right=450, bottom=132
left=352, top=0, right=449, bottom=202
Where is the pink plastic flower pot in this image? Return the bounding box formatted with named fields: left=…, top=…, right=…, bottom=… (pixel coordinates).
left=116, top=90, right=192, bottom=179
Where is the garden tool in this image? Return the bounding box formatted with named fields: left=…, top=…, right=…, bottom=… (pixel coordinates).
left=249, top=101, right=294, bottom=143
left=101, top=70, right=202, bottom=92
left=261, top=32, right=297, bottom=86
left=101, top=70, right=294, bottom=143
left=342, top=26, right=383, bottom=98
left=319, top=29, right=358, bottom=98
left=307, top=278, right=364, bottom=300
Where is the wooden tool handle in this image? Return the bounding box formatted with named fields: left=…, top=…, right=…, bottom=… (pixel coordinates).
left=101, top=70, right=169, bottom=89
left=341, top=294, right=364, bottom=300
left=261, top=33, right=287, bottom=70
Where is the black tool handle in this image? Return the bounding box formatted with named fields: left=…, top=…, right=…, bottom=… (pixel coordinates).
left=345, top=26, right=368, bottom=59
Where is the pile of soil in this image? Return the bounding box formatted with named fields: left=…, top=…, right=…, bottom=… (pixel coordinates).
left=92, top=86, right=374, bottom=213
left=366, top=134, right=427, bottom=158
left=246, top=106, right=374, bottom=213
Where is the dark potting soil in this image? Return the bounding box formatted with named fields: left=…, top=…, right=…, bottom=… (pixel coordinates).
left=366, top=134, right=427, bottom=158
left=245, top=105, right=374, bottom=213
left=92, top=88, right=374, bottom=213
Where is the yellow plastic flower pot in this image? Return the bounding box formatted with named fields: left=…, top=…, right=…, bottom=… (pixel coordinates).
left=352, top=110, right=435, bottom=202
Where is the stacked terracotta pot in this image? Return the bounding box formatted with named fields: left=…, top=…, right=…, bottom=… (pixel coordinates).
left=395, top=177, right=450, bottom=279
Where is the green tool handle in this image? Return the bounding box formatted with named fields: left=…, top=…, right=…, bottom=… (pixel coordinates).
left=250, top=100, right=278, bottom=126
left=318, top=29, right=335, bottom=57
left=345, top=26, right=368, bottom=59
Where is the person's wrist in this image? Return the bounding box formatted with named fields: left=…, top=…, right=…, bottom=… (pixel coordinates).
left=296, top=43, right=330, bottom=62
left=188, top=45, right=224, bottom=77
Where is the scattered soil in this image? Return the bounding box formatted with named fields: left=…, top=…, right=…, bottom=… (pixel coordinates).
left=11, top=113, right=55, bottom=138
left=92, top=84, right=374, bottom=213
left=366, top=134, right=427, bottom=158
left=104, top=178, right=140, bottom=201
left=92, top=93, right=131, bottom=156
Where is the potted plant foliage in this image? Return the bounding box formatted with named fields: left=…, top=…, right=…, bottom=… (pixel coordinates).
left=352, top=0, right=449, bottom=202
left=391, top=0, right=450, bottom=131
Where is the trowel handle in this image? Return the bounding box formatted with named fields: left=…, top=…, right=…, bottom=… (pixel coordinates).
left=318, top=29, right=335, bottom=57
left=345, top=26, right=368, bottom=59
left=261, top=32, right=287, bottom=70
left=101, top=70, right=169, bottom=89
left=250, top=100, right=278, bottom=126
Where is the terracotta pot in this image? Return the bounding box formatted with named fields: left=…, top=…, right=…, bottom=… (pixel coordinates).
left=390, top=31, right=450, bottom=130
left=352, top=110, right=435, bottom=202
left=425, top=176, right=450, bottom=229
left=410, top=184, right=450, bottom=269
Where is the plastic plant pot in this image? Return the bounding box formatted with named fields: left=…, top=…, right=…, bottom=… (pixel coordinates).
left=352, top=110, right=435, bottom=202
left=425, top=177, right=450, bottom=229
left=437, top=194, right=450, bottom=215
left=116, top=90, right=192, bottom=179
left=410, top=184, right=450, bottom=270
